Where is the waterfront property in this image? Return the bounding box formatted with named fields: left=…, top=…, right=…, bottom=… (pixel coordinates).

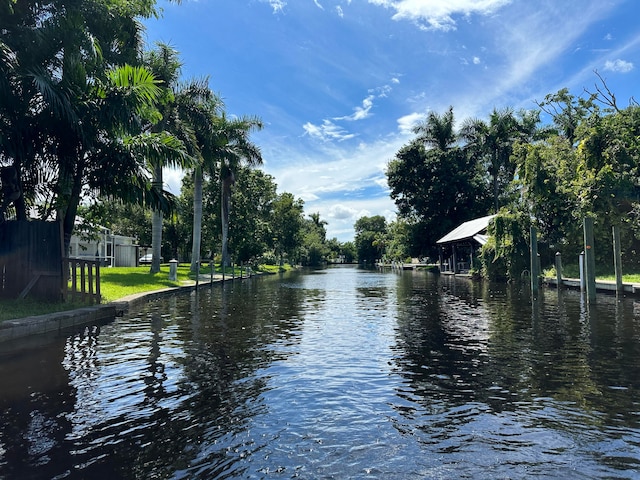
left=436, top=214, right=495, bottom=273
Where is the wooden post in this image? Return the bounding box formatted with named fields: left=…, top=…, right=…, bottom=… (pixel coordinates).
left=530, top=226, right=539, bottom=294
left=612, top=225, right=623, bottom=295
left=583, top=217, right=596, bottom=303
left=452, top=245, right=458, bottom=274
left=555, top=252, right=562, bottom=289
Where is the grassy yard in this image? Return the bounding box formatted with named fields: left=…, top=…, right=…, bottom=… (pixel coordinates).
left=0, top=263, right=270, bottom=323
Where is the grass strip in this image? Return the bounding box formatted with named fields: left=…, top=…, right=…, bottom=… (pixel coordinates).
left=0, top=263, right=289, bottom=323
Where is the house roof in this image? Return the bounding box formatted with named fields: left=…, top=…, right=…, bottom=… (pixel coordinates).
left=436, top=214, right=496, bottom=245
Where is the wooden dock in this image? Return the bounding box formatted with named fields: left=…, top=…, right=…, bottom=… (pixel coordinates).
left=544, top=277, right=640, bottom=295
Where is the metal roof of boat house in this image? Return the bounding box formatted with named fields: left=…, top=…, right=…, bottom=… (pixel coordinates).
left=436, top=214, right=496, bottom=245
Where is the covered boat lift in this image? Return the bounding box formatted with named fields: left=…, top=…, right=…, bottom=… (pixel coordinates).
left=436, top=214, right=495, bottom=273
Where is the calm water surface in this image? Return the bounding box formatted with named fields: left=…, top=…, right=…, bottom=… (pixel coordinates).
left=1, top=266, right=639, bottom=479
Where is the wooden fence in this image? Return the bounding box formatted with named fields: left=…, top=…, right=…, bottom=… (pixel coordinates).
left=0, top=220, right=63, bottom=301
left=64, top=258, right=101, bottom=305
left=0, top=221, right=101, bottom=304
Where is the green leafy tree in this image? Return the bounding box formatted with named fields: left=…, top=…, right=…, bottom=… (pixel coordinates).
left=460, top=108, right=540, bottom=211
left=340, top=241, right=357, bottom=263
left=228, top=167, right=277, bottom=265
left=354, top=215, right=387, bottom=265
left=384, top=219, right=412, bottom=262
left=271, top=192, right=305, bottom=265
left=300, top=213, right=330, bottom=266
left=0, top=1, right=185, bottom=254
left=386, top=140, right=489, bottom=257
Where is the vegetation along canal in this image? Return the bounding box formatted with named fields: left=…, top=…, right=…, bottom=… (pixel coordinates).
left=1, top=266, right=640, bottom=479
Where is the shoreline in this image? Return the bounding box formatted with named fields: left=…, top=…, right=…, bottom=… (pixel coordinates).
left=0, top=273, right=248, bottom=347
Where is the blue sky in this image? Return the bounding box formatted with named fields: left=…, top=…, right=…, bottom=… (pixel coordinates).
left=143, top=0, right=640, bottom=242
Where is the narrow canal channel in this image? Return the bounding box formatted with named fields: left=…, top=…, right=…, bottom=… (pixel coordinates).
left=1, top=266, right=639, bottom=479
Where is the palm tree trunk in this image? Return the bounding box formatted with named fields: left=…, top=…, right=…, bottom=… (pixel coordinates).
left=220, top=173, right=233, bottom=267
left=150, top=164, right=163, bottom=274
left=190, top=167, right=203, bottom=273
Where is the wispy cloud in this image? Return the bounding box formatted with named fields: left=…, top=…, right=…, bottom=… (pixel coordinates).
left=265, top=138, right=400, bottom=238
left=604, top=58, right=634, bottom=73
left=263, top=0, right=286, bottom=14
left=303, top=120, right=355, bottom=142
left=368, top=0, right=511, bottom=31
left=335, top=95, right=375, bottom=121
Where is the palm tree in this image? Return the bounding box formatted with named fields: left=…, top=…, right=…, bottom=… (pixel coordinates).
left=174, top=79, right=223, bottom=273
left=0, top=0, right=165, bottom=250
left=413, top=106, right=457, bottom=151
left=143, top=43, right=196, bottom=273
left=214, top=114, right=263, bottom=267
left=308, top=212, right=328, bottom=243
left=460, top=108, right=538, bottom=211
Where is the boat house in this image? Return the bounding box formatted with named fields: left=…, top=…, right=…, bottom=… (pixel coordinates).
left=436, top=214, right=496, bottom=273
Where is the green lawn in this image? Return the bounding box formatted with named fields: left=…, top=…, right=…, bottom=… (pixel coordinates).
left=0, top=263, right=285, bottom=323
left=0, top=264, right=189, bottom=322
left=99, top=264, right=191, bottom=302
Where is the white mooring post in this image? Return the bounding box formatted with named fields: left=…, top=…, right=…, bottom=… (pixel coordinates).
left=169, top=259, right=178, bottom=282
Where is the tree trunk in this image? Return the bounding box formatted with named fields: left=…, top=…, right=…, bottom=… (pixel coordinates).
left=56, top=156, right=84, bottom=255
left=190, top=167, right=203, bottom=273
left=150, top=164, right=163, bottom=274
left=220, top=173, right=233, bottom=267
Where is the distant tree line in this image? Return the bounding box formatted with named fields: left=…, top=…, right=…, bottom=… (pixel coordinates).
left=362, top=76, right=640, bottom=280
left=1, top=0, right=354, bottom=271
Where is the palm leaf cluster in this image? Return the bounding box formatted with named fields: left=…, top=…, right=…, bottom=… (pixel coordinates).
left=1, top=0, right=264, bottom=275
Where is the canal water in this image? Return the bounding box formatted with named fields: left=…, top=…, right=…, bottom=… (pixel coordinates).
left=0, top=266, right=639, bottom=479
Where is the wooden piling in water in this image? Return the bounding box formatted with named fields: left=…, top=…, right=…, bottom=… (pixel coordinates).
left=583, top=217, right=596, bottom=303
left=613, top=225, right=623, bottom=295
left=530, top=226, right=539, bottom=295
left=555, top=252, right=562, bottom=289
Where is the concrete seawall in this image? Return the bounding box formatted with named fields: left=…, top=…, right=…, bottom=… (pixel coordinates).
left=0, top=274, right=249, bottom=345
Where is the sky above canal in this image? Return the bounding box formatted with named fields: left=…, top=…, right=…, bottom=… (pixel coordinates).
left=142, top=0, right=640, bottom=242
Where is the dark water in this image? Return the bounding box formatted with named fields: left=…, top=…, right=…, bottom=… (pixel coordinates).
left=1, top=266, right=640, bottom=479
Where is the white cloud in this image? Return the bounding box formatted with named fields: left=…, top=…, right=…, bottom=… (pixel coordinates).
left=604, top=58, right=634, bottom=73
left=313, top=0, right=324, bottom=10
left=473, top=56, right=481, bottom=65
left=263, top=0, right=286, bottom=13
left=328, top=204, right=360, bottom=220
left=303, top=120, right=355, bottom=142
left=368, top=0, right=511, bottom=31
left=336, top=6, right=344, bottom=17
left=334, top=95, right=375, bottom=121
left=262, top=136, right=402, bottom=240
left=396, top=112, right=423, bottom=135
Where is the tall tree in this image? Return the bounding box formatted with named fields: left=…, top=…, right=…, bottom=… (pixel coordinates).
left=143, top=43, right=195, bottom=273
left=271, top=192, right=304, bottom=265
left=216, top=114, right=263, bottom=267
left=0, top=0, right=170, bottom=250
left=354, top=215, right=387, bottom=265
left=413, top=106, right=456, bottom=151
left=460, top=108, right=539, bottom=211
left=172, top=78, right=223, bottom=272
left=386, top=139, right=489, bottom=257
